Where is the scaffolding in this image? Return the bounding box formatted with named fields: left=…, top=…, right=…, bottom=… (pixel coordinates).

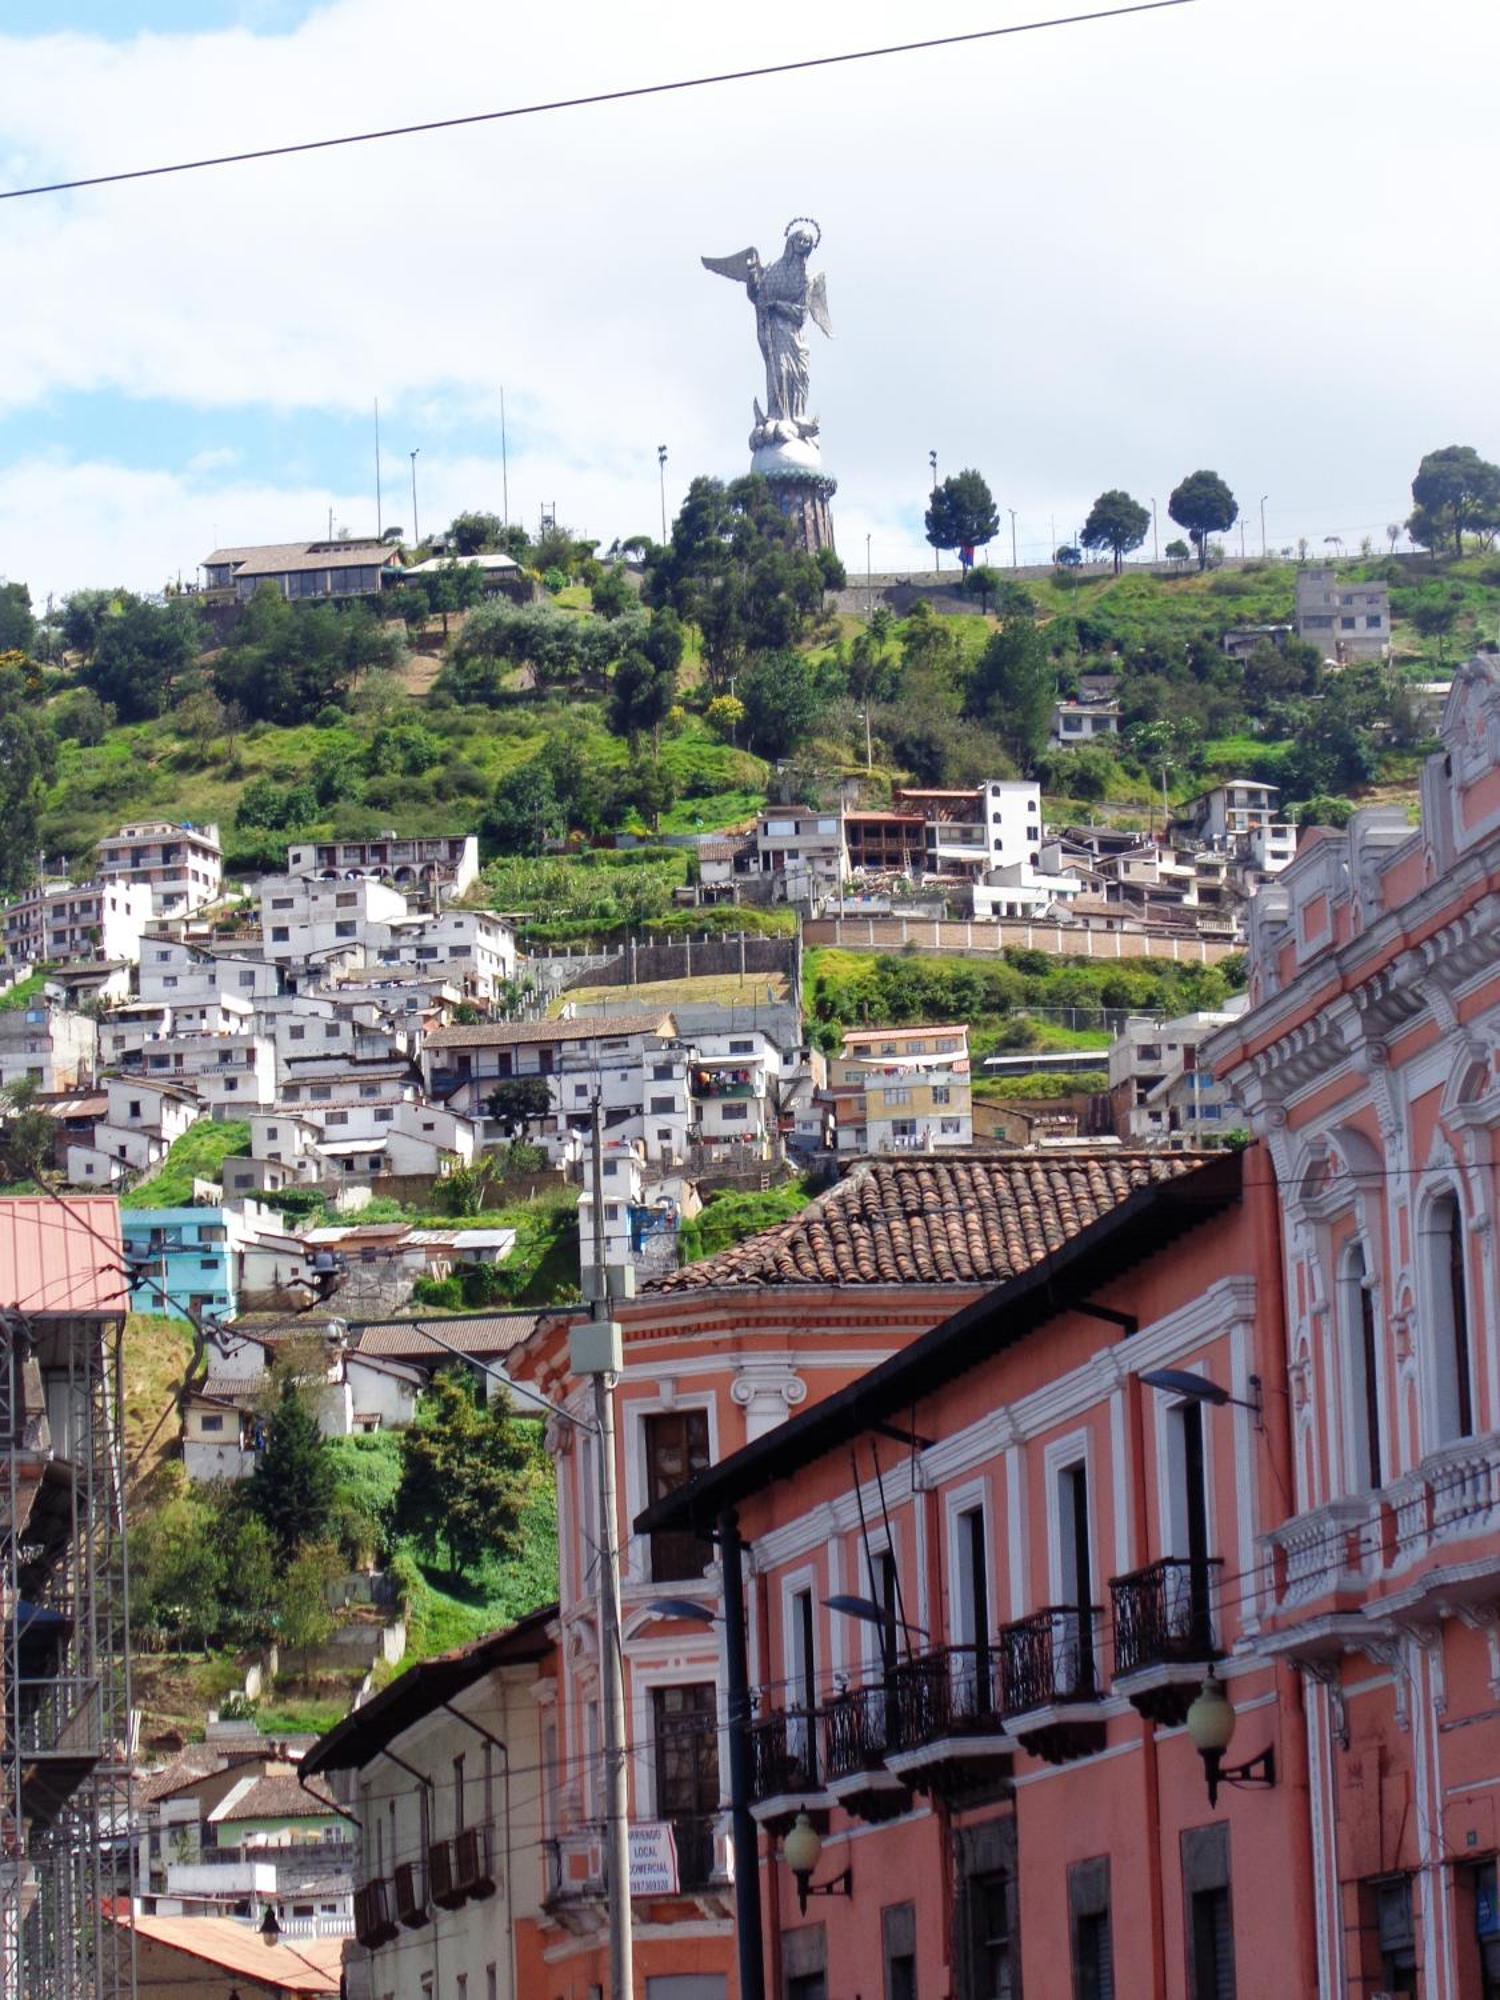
left=0, top=1295, right=135, bottom=1998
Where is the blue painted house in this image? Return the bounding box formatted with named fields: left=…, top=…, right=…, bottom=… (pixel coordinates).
left=121, top=1207, right=237, bottom=1323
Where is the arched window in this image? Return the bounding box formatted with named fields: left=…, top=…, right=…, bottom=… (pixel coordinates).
left=1423, top=1191, right=1475, bottom=1445
left=1342, top=1243, right=1382, bottom=1491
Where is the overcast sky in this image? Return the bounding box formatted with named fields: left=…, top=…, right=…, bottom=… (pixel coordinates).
left=0, top=0, right=1496, bottom=602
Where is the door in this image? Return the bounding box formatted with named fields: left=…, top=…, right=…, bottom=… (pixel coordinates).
left=652, top=1683, right=719, bottom=1891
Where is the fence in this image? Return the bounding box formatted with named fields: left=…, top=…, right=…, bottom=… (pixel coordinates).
left=802, top=917, right=1239, bottom=965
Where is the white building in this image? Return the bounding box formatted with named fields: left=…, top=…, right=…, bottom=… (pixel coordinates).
left=97, top=821, right=223, bottom=918
left=754, top=809, right=847, bottom=901
left=973, top=858, right=1086, bottom=919
left=258, top=875, right=409, bottom=966
left=687, top=1028, right=784, bottom=1160
left=1107, top=1008, right=1245, bottom=1145
left=131, top=1028, right=278, bottom=1112
left=895, top=781, right=1044, bottom=880
left=2, top=879, right=153, bottom=967
left=1294, top=566, right=1391, bottom=661
left=137, top=939, right=280, bottom=1008
left=0, top=1003, right=96, bottom=1094
left=828, top=1024, right=973, bottom=1154
left=285, top=833, right=480, bottom=898
left=1049, top=699, right=1121, bottom=747
left=67, top=1075, right=199, bottom=1186
left=374, top=907, right=516, bottom=1002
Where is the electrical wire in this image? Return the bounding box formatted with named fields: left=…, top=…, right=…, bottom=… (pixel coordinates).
left=0, top=1, right=1197, bottom=204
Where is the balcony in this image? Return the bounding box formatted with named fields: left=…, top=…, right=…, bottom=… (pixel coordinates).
left=352, top=1878, right=397, bottom=1949
left=392, top=1859, right=429, bottom=1928
left=747, top=1709, right=830, bottom=1827
left=1110, top=1558, right=1222, bottom=1725
left=997, top=1607, right=1108, bottom=1764
left=883, top=1645, right=1014, bottom=1800
left=428, top=1837, right=466, bottom=1911
left=453, top=1823, right=497, bottom=1900
left=821, top=1685, right=911, bottom=1822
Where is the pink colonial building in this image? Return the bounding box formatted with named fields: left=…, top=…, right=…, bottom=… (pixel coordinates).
left=639, top=1147, right=1316, bottom=2000
left=1206, top=653, right=1500, bottom=1997
left=505, top=1151, right=1210, bottom=2000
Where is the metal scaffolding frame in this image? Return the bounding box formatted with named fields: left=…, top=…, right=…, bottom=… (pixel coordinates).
left=0, top=1303, right=135, bottom=1998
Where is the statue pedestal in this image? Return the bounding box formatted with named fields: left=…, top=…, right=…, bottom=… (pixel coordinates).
left=750, top=432, right=837, bottom=555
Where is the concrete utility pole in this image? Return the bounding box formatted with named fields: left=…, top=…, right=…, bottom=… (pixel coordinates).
left=409, top=448, right=421, bottom=547
left=1260, top=494, right=1269, bottom=558
left=929, top=450, right=939, bottom=573
left=658, top=445, right=669, bottom=544
left=571, top=1101, right=633, bottom=2000
left=1009, top=507, right=1018, bottom=570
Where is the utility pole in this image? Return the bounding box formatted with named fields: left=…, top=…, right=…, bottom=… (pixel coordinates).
left=1260, top=494, right=1269, bottom=558
left=866, top=531, right=873, bottom=621
left=1009, top=507, right=1018, bottom=570
left=374, top=398, right=383, bottom=538
left=928, top=449, right=939, bottom=573
left=658, top=445, right=669, bottom=544
left=571, top=1101, right=633, bottom=2000
left=1151, top=498, right=1159, bottom=564
left=501, top=387, right=510, bottom=527
left=409, top=449, right=421, bottom=547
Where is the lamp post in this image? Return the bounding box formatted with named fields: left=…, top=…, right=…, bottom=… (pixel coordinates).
left=1184, top=1673, right=1276, bottom=1808
left=658, top=445, right=669, bottom=544
left=409, top=448, right=421, bottom=548
left=1009, top=507, right=1018, bottom=571
left=1151, top=498, right=1158, bottom=564
left=1260, top=494, right=1268, bottom=558
left=929, top=449, right=939, bottom=574
left=782, top=1812, right=853, bottom=1917
left=259, top=1906, right=281, bottom=1947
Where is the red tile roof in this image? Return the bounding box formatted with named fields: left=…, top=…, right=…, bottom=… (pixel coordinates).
left=647, top=1150, right=1209, bottom=1291
left=0, top=1196, right=127, bottom=1317
left=109, top=1912, right=342, bottom=1993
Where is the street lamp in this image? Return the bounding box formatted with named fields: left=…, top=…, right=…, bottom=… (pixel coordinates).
left=646, top=1597, right=719, bottom=1623
left=259, top=1906, right=281, bottom=1946
left=1139, top=1367, right=1263, bottom=1431
left=1184, top=1673, right=1276, bottom=1808
left=409, top=449, right=421, bottom=547
left=782, top=1812, right=853, bottom=1917
left=1260, top=495, right=1269, bottom=558
left=658, top=445, right=669, bottom=545
left=928, top=450, right=939, bottom=574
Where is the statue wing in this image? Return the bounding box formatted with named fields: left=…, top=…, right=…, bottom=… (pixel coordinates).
left=807, top=271, right=833, bottom=338
left=701, top=248, right=760, bottom=286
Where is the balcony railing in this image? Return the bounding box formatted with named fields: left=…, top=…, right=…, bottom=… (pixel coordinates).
left=352, top=1878, right=397, bottom=1949
left=823, top=1683, right=897, bottom=1779
left=748, top=1709, right=820, bottom=1801
left=1110, top=1558, right=1221, bottom=1679
left=889, top=1644, right=1003, bottom=1742
left=453, top=1823, right=497, bottom=1900
left=997, top=1606, right=1101, bottom=1715
left=671, top=1812, right=717, bottom=1893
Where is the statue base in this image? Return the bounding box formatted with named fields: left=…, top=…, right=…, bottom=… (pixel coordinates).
left=749, top=432, right=836, bottom=555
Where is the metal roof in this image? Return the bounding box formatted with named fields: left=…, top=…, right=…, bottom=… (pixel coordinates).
left=0, top=1196, right=128, bottom=1318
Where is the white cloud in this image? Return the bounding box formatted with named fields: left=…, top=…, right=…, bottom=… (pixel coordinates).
left=1, top=0, right=1497, bottom=593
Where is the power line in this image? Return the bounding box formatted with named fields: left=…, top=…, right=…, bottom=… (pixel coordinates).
left=0, top=1, right=1196, bottom=204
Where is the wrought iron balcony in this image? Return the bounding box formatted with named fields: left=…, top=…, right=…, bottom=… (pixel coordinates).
left=748, top=1709, right=822, bottom=1805
left=823, top=1683, right=896, bottom=1780
left=1110, top=1558, right=1222, bottom=1725
left=883, top=1645, right=1013, bottom=1800
left=1111, top=1558, right=1221, bottom=1678
left=996, top=1607, right=1106, bottom=1764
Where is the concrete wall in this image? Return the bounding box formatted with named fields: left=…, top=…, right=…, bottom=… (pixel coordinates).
left=803, top=915, right=1239, bottom=964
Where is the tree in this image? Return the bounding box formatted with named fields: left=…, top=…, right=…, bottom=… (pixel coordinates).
left=447, top=510, right=504, bottom=556
left=0, top=583, right=34, bottom=654
left=1164, top=538, right=1191, bottom=563
left=1080, top=490, right=1151, bottom=574
left=965, top=618, right=1054, bottom=773
left=0, top=1078, right=57, bottom=1183
left=485, top=1076, right=553, bottom=1138
left=1168, top=471, right=1238, bottom=570
left=925, top=469, right=1000, bottom=558
left=1055, top=545, right=1083, bottom=568
left=962, top=565, right=1003, bottom=613
left=247, top=1377, right=336, bottom=1557
left=395, top=1374, right=531, bottom=1576
left=591, top=565, right=633, bottom=619
left=214, top=588, right=401, bottom=723
left=0, top=663, right=57, bottom=896
left=643, top=475, right=826, bottom=693
left=738, top=650, right=823, bottom=759
left=84, top=595, right=202, bottom=720
left=705, top=693, right=745, bottom=742
left=274, top=1539, right=341, bottom=1671
left=1408, top=445, right=1500, bottom=558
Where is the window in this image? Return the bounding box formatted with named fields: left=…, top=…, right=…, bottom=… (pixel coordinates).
left=651, top=1095, right=676, bottom=1115
left=1070, top=1858, right=1113, bottom=2000
left=966, top=1872, right=1013, bottom=1999
left=1340, top=616, right=1356, bottom=630
left=644, top=1410, right=712, bottom=1580
left=1467, top=1859, right=1500, bottom=1995
left=885, top=1087, right=912, bottom=1107
left=954, top=1504, right=991, bottom=1714
left=128, top=1101, right=142, bottom=1119
left=1165, top=1398, right=1211, bottom=1644
left=1366, top=614, right=1383, bottom=629
left=335, top=921, right=357, bottom=939
left=1424, top=1190, right=1475, bottom=1442
left=453, top=1753, right=466, bottom=1834
left=1057, top=1460, right=1095, bottom=1693
left=790, top=1587, right=816, bottom=1760
left=729, top=1039, right=754, bottom=1054
left=932, top=1086, right=951, bottom=1105
left=884, top=1902, right=918, bottom=2000
left=271, top=926, right=290, bottom=943
left=1343, top=1244, right=1382, bottom=1490
left=651, top=1683, right=718, bottom=1890
left=200, top=1414, right=224, bottom=1434
left=1361, top=1875, right=1416, bottom=1996
left=1182, top=1825, right=1234, bottom=2000
left=721, top=1102, right=748, bottom=1122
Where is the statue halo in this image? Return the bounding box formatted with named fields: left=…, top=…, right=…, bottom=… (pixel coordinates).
left=784, top=216, right=822, bottom=249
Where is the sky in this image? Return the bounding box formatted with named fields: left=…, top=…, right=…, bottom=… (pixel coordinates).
left=0, top=0, right=1497, bottom=602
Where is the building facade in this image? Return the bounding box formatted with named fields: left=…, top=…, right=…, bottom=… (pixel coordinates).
left=827, top=1024, right=972, bottom=1154
left=1295, top=567, right=1392, bottom=662
left=97, top=820, right=223, bottom=918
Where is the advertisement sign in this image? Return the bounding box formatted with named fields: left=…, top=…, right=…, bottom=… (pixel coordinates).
left=628, top=1820, right=679, bottom=1896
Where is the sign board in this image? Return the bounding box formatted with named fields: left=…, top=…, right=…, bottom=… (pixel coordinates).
left=628, top=1820, right=679, bottom=1897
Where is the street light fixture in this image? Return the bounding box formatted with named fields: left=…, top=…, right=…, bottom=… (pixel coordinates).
left=928, top=449, right=939, bottom=574
left=1139, top=1368, right=1263, bottom=1430
left=259, top=1906, right=282, bottom=1946
left=646, top=1597, right=719, bottom=1623
left=658, top=445, right=669, bottom=545
left=1184, top=1673, right=1276, bottom=1808
left=782, top=1812, right=853, bottom=1917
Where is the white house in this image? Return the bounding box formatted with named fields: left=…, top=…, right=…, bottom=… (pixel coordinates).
left=895, top=780, right=1044, bottom=880
left=373, top=908, right=516, bottom=1002
left=66, top=1075, right=200, bottom=1186
left=97, top=820, right=223, bottom=919
left=0, top=1004, right=96, bottom=1094
left=1, top=878, right=153, bottom=967
left=137, top=939, right=280, bottom=1008
left=1049, top=699, right=1121, bottom=747
left=258, top=875, right=409, bottom=967
left=285, top=833, right=480, bottom=898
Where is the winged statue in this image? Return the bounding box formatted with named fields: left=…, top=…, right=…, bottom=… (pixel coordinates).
left=702, top=218, right=832, bottom=441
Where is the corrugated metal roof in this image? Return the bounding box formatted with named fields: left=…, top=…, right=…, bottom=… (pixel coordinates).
left=352, top=1312, right=538, bottom=1359
left=424, top=1011, right=673, bottom=1050
left=0, top=1196, right=128, bottom=1317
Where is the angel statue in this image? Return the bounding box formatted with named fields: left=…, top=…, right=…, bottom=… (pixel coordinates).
left=702, top=218, right=832, bottom=445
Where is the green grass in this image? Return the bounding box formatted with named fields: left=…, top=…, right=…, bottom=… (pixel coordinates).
left=0, top=973, right=46, bottom=1013
left=120, top=1119, right=251, bottom=1209
left=254, top=1697, right=356, bottom=1737
left=972, top=1070, right=1108, bottom=1102
left=678, top=1178, right=815, bottom=1264
left=391, top=1455, right=559, bottom=1672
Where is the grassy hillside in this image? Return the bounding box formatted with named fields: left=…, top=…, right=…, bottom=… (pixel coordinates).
left=120, top=1119, right=251, bottom=1209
